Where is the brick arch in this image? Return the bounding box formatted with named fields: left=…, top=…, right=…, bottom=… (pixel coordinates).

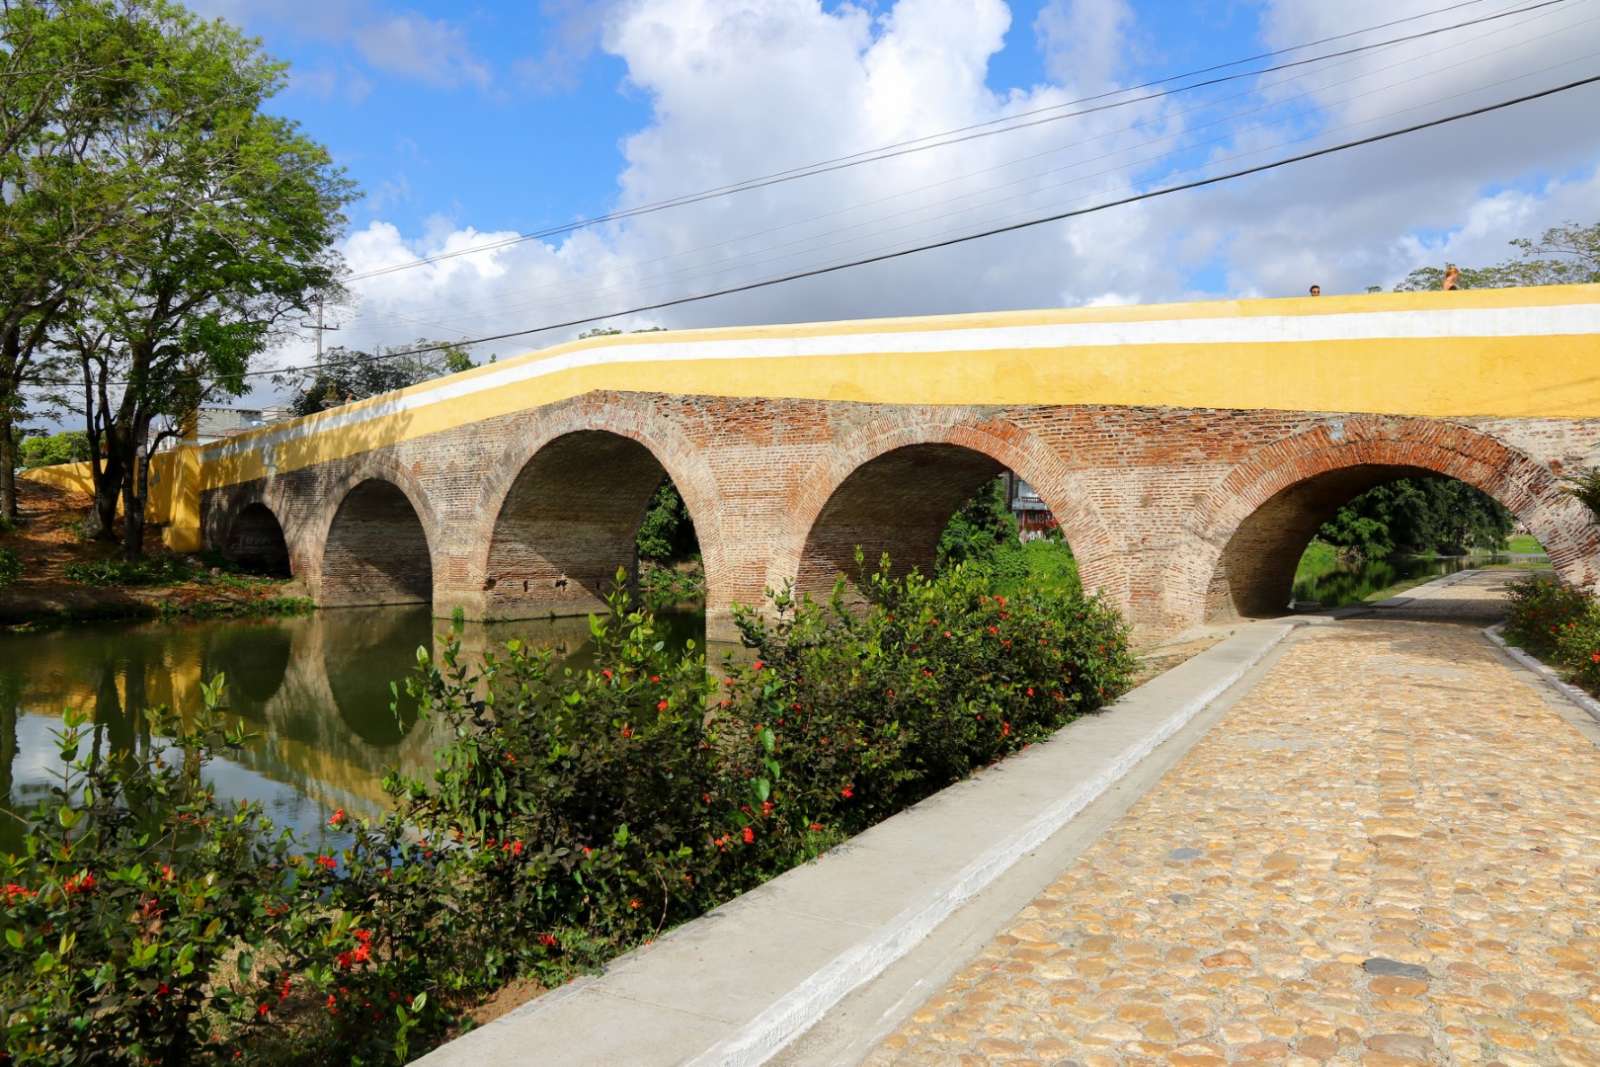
left=1170, top=417, right=1600, bottom=626
left=313, top=459, right=442, bottom=608
left=467, top=395, right=723, bottom=621
left=767, top=411, right=1127, bottom=608
left=220, top=500, right=292, bottom=577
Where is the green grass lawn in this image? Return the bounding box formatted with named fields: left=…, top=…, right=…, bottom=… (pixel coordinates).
left=1506, top=533, right=1546, bottom=554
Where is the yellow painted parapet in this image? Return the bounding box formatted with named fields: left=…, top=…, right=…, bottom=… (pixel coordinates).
left=101, top=284, right=1600, bottom=553
left=18, top=460, right=96, bottom=497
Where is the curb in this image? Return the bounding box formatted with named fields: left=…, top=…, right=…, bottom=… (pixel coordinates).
left=417, top=620, right=1295, bottom=1067
left=1483, top=623, right=1600, bottom=723
left=691, top=624, right=1292, bottom=1067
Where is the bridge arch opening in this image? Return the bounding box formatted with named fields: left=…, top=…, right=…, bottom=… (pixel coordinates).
left=1206, top=467, right=1523, bottom=620
left=483, top=430, right=701, bottom=619
left=222, top=502, right=291, bottom=577
left=794, top=443, right=1078, bottom=607
left=321, top=479, right=434, bottom=607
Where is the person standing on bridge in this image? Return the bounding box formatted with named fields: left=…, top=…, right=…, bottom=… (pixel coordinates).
left=1442, top=264, right=1461, bottom=290
left=1308, top=284, right=1321, bottom=296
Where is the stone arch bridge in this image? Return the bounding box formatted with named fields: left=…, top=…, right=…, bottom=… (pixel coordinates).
left=145, top=285, right=1600, bottom=642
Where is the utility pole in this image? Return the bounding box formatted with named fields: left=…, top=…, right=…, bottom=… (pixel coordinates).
left=302, top=298, right=339, bottom=359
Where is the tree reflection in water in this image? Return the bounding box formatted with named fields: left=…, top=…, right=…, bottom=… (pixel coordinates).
left=0, top=607, right=706, bottom=848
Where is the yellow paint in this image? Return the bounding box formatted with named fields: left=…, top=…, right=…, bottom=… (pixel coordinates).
left=77, top=284, right=1600, bottom=551
left=18, top=460, right=96, bottom=496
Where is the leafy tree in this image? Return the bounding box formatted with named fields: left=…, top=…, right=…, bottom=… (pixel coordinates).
left=1319, top=477, right=1512, bottom=558
left=635, top=481, right=698, bottom=562
left=936, top=475, right=1019, bottom=569
left=282, top=342, right=474, bottom=417
left=19, top=429, right=89, bottom=468
left=0, top=0, right=169, bottom=520
left=1396, top=220, right=1599, bottom=290
left=53, top=3, right=353, bottom=555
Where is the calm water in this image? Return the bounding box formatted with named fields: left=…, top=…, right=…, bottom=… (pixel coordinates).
left=0, top=608, right=704, bottom=851
left=1290, top=552, right=1545, bottom=609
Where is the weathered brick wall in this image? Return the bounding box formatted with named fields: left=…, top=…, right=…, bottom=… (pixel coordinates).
left=201, top=392, right=1600, bottom=640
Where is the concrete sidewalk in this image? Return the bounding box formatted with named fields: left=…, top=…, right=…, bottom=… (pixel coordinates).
left=416, top=620, right=1295, bottom=1067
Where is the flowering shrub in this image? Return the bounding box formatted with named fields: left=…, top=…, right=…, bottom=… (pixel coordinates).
left=717, top=554, right=1135, bottom=839
left=1502, top=574, right=1600, bottom=694
left=2, top=559, right=1136, bottom=1064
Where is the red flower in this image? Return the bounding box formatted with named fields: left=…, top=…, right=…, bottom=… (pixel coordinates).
left=943, top=630, right=952, bottom=639
left=809, top=822, right=824, bottom=832
left=760, top=801, right=773, bottom=817
left=1001, top=721, right=1011, bottom=738
left=657, top=699, right=669, bottom=712
left=335, top=951, right=353, bottom=970
left=840, top=785, right=854, bottom=800
left=353, top=928, right=373, bottom=944
left=157, top=983, right=170, bottom=997
left=752, top=660, right=764, bottom=671
left=352, top=943, right=371, bottom=964
left=511, top=839, right=524, bottom=856
left=650, top=674, right=661, bottom=683
left=994, top=595, right=1007, bottom=607
left=1591, top=651, right=1600, bottom=663
left=63, top=871, right=96, bottom=895
left=327, top=808, right=346, bottom=827
left=702, top=792, right=712, bottom=805
left=581, top=846, right=593, bottom=858
left=315, top=855, right=337, bottom=870
left=602, top=669, right=613, bottom=681
left=987, top=625, right=999, bottom=635
left=326, top=993, right=338, bottom=1013
left=257, top=1003, right=271, bottom=1017
left=537, top=933, right=558, bottom=947
left=160, top=864, right=174, bottom=882
left=1026, top=687, right=1035, bottom=697
left=629, top=898, right=642, bottom=909
left=620, top=724, right=634, bottom=739
left=742, top=826, right=756, bottom=845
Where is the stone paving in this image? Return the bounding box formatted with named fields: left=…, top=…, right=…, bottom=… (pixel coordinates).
left=864, top=574, right=1600, bottom=1067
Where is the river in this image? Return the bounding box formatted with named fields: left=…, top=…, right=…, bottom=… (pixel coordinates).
left=0, top=608, right=705, bottom=852
left=1291, top=551, right=1548, bottom=608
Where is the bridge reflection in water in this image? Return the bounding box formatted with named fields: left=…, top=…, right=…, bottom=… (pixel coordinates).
left=0, top=608, right=706, bottom=850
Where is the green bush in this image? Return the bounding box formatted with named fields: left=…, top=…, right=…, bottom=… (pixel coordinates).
left=1503, top=574, right=1600, bottom=695
left=18, top=431, right=90, bottom=469
left=1, top=560, right=1137, bottom=1064
left=721, top=555, right=1132, bottom=834
left=0, top=547, right=20, bottom=588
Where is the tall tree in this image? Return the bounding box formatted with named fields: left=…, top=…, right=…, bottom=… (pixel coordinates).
left=0, top=0, right=158, bottom=520
left=56, top=2, right=353, bottom=556
left=1395, top=220, right=1600, bottom=291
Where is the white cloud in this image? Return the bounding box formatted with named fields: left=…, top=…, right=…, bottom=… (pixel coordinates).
left=1035, top=0, right=1133, bottom=91
left=254, top=0, right=1600, bottom=400
left=354, top=13, right=492, bottom=91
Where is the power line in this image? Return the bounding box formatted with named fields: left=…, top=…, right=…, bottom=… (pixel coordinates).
left=199, top=73, right=1600, bottom=386
left=343, top=0, right=1554, bottom=283
left=338, top=0, right=1583, bottom=337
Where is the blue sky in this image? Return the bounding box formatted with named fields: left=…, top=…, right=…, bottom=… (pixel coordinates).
left=175, top=0, right=1599, bottom=389
left=250, top=1, right=1260, bottom=242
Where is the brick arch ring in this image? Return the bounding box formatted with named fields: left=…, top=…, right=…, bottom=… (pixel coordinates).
left=464, top=394, right=726, bottom=592
left=765, top=411, right=1129, bottom=608
left=306, top=455, right=447, bottom=593
left=1165, top=416, right=1600, bottom=625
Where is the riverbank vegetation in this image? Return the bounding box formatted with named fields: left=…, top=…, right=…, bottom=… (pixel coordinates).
left=0, top=559, right=1134, bottom=1064
left=0, top=480, right=304, bottom=624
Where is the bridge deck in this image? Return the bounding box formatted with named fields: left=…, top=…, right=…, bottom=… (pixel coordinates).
left=149, top=284, right=1600, bottom=551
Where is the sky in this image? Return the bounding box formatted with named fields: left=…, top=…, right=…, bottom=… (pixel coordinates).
left=172, top=0, right=1600, bottom=406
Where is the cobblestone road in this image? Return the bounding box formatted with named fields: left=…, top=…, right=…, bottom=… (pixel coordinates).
left=865, top=575, right=1600, bottom=1067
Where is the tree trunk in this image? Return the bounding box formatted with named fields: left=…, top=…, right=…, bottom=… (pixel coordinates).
left=86, top=455, right=121, bottom=541
left=0, top=409, right=15, bottom=523
left=121, top=447, right=145, bottom=562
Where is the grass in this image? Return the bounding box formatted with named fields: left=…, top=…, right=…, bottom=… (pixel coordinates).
left=1506, top=533, right=1546, bottom=554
